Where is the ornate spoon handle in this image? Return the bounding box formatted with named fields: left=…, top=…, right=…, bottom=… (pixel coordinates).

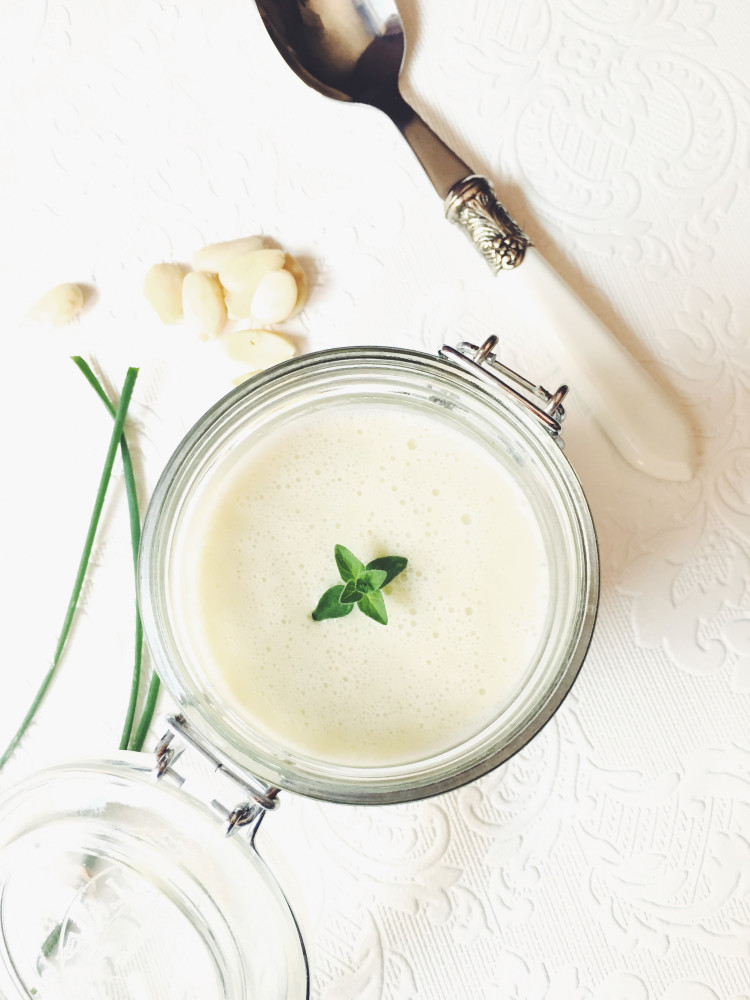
left=444, top=175, right=533, bottom=271
left=441, top=174, right=695, bottom=481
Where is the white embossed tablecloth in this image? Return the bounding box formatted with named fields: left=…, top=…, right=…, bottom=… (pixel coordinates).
left=1, top=1, right=750, bottom=998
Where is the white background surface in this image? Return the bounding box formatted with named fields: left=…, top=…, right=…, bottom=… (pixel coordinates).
left=2, top=1, right=750, bottom=998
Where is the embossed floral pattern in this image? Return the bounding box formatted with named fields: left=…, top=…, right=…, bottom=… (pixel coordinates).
left=2, top=0, right=750, bottom=997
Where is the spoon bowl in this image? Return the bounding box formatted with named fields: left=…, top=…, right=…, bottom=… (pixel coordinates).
left=256, top=0, right=404, bottom=111
left=255, top=0, right=472, bottom=195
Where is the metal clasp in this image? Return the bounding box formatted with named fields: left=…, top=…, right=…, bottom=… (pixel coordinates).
left=439, top=336, right=568, bottom=437
left=154, top=715, right=279, bottom=839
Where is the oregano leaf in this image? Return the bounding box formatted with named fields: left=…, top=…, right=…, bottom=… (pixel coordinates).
left=334, top=544, right=365, bottom=582
left=358, top=589, right=388, bottom=625
left=366, top=556, right=408, bottom=587
left=312, top=585, right=354, bottom=621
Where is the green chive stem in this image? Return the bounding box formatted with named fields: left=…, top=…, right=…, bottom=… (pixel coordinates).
left=130, top=672, right=161, bottom=752
left=72, top=357, right=146, bottom=751
left=0, top=366, right=139, bottom=771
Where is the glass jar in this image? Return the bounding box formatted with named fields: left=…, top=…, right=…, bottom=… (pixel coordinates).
left=138, top=341, right=599, bottom=805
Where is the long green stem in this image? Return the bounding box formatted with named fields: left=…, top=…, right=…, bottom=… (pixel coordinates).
left=72, top=357, right=145, bottom=751
left=130, top=672, right=161, bottom=752
left=0, top=367, right=139, bottom=771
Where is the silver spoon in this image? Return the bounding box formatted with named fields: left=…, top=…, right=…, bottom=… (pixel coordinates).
left=254, top=0, right=695, bottom=481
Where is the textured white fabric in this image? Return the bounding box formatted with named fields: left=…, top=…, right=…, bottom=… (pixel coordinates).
left=1, top=1, right=749, bottom=997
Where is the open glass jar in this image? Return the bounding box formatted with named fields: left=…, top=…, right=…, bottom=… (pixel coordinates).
left=139, top=340, right=599, bottom=804
left=0, top=339, right=598, bottom=1000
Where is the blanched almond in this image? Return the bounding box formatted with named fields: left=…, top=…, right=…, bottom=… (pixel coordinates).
left=30, top=283, right=84, bottom=326
left=224, top=287, right=256, bottom=320
left=192, top=236, right=264, bottom=273
left=284, top=254, right=308, bottom=316
left=250, top=268, right=299, bottom=324
left=144, top=263, right=187, bottom=324
left=218, top=248, right=286, bottom=293
left=222, top=329, right=296, bottom=370
left=182, top=271, right=227, bottom=339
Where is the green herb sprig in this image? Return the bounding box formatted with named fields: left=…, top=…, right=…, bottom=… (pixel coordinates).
left=312, top=545, right=407, bottom=626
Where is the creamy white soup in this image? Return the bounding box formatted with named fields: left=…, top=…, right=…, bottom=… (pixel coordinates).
left=177, top=402, right=550, bottom=766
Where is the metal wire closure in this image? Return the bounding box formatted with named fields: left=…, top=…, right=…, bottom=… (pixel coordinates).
left=439, top=336, right=568, bottom=437
left=155, top=715, right=279, bottom=838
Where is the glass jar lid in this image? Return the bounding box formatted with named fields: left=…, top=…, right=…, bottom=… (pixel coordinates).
left=0, top=754, right=308, bottom=999
left=139, top=344, right=599, bottom=804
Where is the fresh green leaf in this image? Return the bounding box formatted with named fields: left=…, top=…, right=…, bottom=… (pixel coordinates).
left=366, top=555, right=408, bottom=587
left=313, top=585, right=355, bottom=621
left=355, top=568, right=387, bottom=593
left=340, top=580, right=365, bottom=604
left=334, top=544, right=365, bottom=582
left=358, top=589, right=388, bottom=625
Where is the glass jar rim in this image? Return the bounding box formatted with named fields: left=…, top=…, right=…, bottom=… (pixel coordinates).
left=138, top=345, right=599, bottom=804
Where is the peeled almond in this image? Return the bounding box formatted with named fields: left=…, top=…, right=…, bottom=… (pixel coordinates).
left=144, top=263, right=187, bottom=324
left=218, top=248, right=286, bottom=293
left=284, top=255, right=308, bottom=317
left=192, top=236, right=264, bottom=273
left=222, top=329, right=296, bottom=370
left=182, top=271, right=227, bottom=339
left=250, top=268, right=299, bottom=324
left=224, top=287, right=257, bottom=320
left=30, top=282, right=84, bottom=326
